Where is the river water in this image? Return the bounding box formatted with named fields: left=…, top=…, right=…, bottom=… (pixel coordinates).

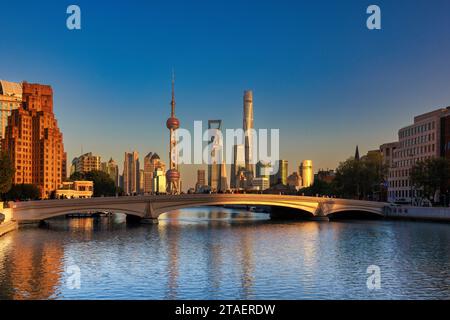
left=0, top=207, right=449, bottom=300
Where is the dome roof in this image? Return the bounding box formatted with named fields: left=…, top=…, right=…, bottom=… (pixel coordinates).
left=0, top=80, right=22, bottom=97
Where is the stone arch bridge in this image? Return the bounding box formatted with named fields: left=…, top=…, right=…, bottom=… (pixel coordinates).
left=10, top=194, right=387, bottom=224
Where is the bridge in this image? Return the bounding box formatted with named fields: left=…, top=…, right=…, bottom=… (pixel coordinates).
left=9, top=194, right=387, bottom=224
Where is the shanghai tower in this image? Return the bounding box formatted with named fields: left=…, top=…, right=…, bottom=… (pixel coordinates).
left=243, top=90, right=254, bottom=178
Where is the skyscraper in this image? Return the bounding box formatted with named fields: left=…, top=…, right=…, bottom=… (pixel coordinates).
left=1, top=82, right=66, bottom=198
left=197, top=169, right=206, bottom=185
left=166, top=72, right=181, bottom=194
left=143, top=152, right=154, bottom=194
left=153, top=168, right=166, bottom=194
left=102, top=157, right=119, bottom=187
left=256, top=160, right=272, bottom=180
left=207, top=120, right=226, bottom=192
left=300, top=160, right=313, bottom=188
left=230, top=144, right=245, bottom=189
left=243, top=90, right=254, bottom=178
left=143, top=152, right=165, bottom=194
left=196, top=169, right=206, bottom=192
left=123, top=151, right=140, bottom=195
left=0, top=80, right=22, bottom=149
left=220, top=162, right=228, bottom=192
left=139, top=169, right=145, bottom=193
left=270, top=160, right=288, bottom=186
left=71, top=152, right=101, bottom=175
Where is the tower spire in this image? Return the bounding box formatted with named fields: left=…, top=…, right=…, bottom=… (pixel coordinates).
left=171, top=69, right=175, bottom=117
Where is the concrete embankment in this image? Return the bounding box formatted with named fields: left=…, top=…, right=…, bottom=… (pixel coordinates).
left=385, top=206, right=450, bottom=222
left=0, top=208, right=18, bottom=237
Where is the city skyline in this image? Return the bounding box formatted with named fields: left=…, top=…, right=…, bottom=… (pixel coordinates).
left=2, top=0, right=450, bottom=305
left=2, top=1, right=450, bottom=189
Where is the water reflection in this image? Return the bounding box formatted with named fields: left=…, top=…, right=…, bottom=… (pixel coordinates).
left=0, top=229, right=64, bottom=299
left=0, top=207, right=449, bottom=300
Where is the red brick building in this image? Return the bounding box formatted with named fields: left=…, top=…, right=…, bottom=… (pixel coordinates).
left=2, top=82, right=66, bottom=198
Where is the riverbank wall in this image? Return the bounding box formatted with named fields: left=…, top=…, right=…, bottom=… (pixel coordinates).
left=0, top=204, right=18, bottom=237
left=385, top=206, right=450, bottom=222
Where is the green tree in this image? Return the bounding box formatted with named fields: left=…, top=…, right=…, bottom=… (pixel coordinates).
left=69, top=171, right=85, bottom=181
left=70, top=170, right=118, bottom=197
left=5, top=184, right=40, bottom=201
left=334, top=153, right=387, bottom=200
left=299, top=179, right=336, bottom=197
left=0, top=152, right=15, bottom=198
left=411, top=157, right=450, bottom=203
left=334, top=158, right=363, bottom=199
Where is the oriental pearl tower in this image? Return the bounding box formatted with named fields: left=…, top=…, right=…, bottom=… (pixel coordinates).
left=166, top=72, right=181, bottom=194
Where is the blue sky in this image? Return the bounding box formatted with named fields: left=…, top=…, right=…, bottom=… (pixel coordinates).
left=2, top=0, right=450, bottom=189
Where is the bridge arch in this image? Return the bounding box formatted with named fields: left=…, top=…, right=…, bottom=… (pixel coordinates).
left=17, top=207, right=145, bottom=223
left=326, top=208, right=384, bottom=220
left=150, top=199, right=318, bottom=219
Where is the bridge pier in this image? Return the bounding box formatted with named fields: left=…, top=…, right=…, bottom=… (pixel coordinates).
left=308, top=216, right=329, bottom=221
left=140, top=218, right=159, bottom=224
left=125, top=214, right=159, bottom=224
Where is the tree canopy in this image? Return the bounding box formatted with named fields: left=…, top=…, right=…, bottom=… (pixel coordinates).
left=333, top=152, right=387, bottom=200
left=411, top=157, right=450, bottom=200
left=0, top=152, right=15, bottom=197
left=299, top=179, right=335, bottom=197
left=70, top=170, right=118, bottom=197
left=4, top=184, right=40, bottom=201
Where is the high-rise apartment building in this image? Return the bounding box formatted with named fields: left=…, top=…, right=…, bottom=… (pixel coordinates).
left=252, top=177, right=270, bottom=191
left=270, top=160, right=288, bottom=186
left=256, top=160, right=272, bottom=180
left=194, top=168, right=206, bottom=192
left=139, top=169, right=145, bottom=193
left=197, top=169, right=206, bottom=187
left=153, top=168, right=166, bottom=194
left=0, top=80, right=22, bottom=149
left=208, top=120, right=227, bottom=192
left=243, top=90, right=254, bottom=178
left=71, top=152, right=101, bottom=175
left=101, top=157, right=119, bottom=186
left=143, top=152, right=165, bottom=194
left=219, top=162, right=228, bottom=192
left=230, top=144, right=246, bottom=189
left=123, top=151, right=140, bottom=195
left=1, top=82, right=66, bottom=198
left=299, top=160, right=313, bottom=188
left=143, top=152, right=154, bottom=194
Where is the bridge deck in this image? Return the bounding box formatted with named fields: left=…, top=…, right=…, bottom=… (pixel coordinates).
left=9, top=194, right=387, bottom=223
